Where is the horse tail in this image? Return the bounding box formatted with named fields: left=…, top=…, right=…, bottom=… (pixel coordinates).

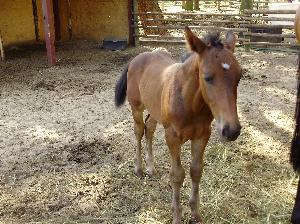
left=291, top=59, right=300, bottom=173
left=115, top=64, right=129, bottom=107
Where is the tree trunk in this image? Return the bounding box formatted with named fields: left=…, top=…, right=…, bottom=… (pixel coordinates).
left=185, top=0, right=193, bottom=11
left=194, top=0, right=200, bottom=10
left=137, top=0, right=167, bottom=35
left=240, top=0, right=253, bottom=14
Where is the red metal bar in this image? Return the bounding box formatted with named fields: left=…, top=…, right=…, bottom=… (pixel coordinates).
left=42, top=0, right=56, bottom=66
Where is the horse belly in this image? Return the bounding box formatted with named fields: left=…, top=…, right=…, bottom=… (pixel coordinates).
left=140, top=81, right=163, bottom=123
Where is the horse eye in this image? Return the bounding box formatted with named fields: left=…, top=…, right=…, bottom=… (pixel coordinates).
left=204, top=75, right=214, bottom=84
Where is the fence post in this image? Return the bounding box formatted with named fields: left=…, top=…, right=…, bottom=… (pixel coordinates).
left=241, top=0, right=253, bottom=52
left=244, top=10, right=251, bottom=52
left=128, top=0, right=135, bottom=46
left=133, top=0, right=140, bottom=46
left=186, top=0, right=193, bottom=11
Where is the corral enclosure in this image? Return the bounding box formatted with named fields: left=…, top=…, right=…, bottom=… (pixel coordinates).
left=0, top=41, right=299, bottom=223
left=0, top=0, right=299, bottom=223
left=135, top=0, right=300, bottom=49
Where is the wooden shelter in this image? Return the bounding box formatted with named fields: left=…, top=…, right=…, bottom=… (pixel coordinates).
left=0, top=0, right=130, bottom=65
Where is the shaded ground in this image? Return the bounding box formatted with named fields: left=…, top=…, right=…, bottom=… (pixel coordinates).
left=0, top=41, right=298, bottom=224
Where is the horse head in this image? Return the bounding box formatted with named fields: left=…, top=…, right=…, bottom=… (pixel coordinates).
left=185, top=27, right=242, bottom=141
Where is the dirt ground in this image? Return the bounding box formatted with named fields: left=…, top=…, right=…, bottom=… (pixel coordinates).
left=0, top=41, right=298, bottom=224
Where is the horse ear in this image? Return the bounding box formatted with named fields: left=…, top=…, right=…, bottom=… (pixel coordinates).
left=185, top=26, right=206, bottom=54
left=225, top=30, right=236, bottom=52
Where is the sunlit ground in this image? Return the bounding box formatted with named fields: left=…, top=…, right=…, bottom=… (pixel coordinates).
left=0, top=42, right=298, bottom=223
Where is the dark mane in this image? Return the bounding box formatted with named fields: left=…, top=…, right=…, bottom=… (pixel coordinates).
left=203, top=32, right=223, bottom=48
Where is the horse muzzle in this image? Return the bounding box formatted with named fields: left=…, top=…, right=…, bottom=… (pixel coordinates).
left=221, top=123, right=241, bottom=141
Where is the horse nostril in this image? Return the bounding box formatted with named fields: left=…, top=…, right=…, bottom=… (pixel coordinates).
left=222, top=124, right=230, bottom=137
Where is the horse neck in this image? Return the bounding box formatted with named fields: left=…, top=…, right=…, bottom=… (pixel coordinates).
left=180, top=53, right=209, bottom=115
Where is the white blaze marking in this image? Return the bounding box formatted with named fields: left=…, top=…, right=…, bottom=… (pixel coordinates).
left=222, top=63, right=230, bottom=70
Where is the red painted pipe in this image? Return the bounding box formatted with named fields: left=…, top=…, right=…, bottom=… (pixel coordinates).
left=42, top=0, right=56, bottom=66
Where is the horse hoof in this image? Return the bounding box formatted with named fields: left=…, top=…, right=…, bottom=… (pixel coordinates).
left=147, top=168, right=157, bottom=177
left=189, top=215, right=202, bottom=224
left=135, top=169, right=144, bottom=178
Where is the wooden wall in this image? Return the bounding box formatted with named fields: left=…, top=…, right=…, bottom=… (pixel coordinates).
left=0, top=0, right=129, bottom=47
left=70, top=0, right=129, bottom=41
left=0, top=0, right=36, bottom=47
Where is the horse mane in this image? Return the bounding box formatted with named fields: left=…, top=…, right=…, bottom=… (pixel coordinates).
left=203, top=32, right=223, bottom=48
left=181, top=32, right=223, bottom=62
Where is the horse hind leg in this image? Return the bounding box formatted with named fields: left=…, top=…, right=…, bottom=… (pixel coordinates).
left=132, top=108, right=145, bottom=178
left=144, top=114, right=157, bottom=176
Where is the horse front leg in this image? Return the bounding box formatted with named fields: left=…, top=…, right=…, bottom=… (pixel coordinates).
left=189, top=133, right=210, bottom=223
left=132, top=109, right=145, bottom=178
left=165, top=128, right=185, bottom=224
left=145, top=115, right=157, bottom=176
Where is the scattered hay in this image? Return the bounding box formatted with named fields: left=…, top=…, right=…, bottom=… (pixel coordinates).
left=0, top=42, right=297, bottom=224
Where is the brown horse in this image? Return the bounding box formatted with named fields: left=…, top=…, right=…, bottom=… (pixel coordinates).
left=291, top=5, right=300, bottom=224
left=115, top=27, right=242, bottom=223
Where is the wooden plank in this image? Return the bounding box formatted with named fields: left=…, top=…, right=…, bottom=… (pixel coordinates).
left=52, top=0, right=61, bottom=41
left=244, top=9, right=297, bottom=14
left=32, top=0, right=39, bottom=41
left=137, top=34, right=244, bottom=38
left=139, top=38, right=246, bottom=45
left=242, top=16, right=294, bottom=22
left=0, top=31, right=5, bottom=61
left=139, top=39, right=185, bottom=44
left=134, top=18, right=249, bottom=24
left=133, top=25, right=248, bottom=32
left=243, top=32, right=295, bottom=38
left=133, top=12, right=241, bottom=17
left=253, top=1, right=286, bottom=3
left=243, top=41, right=299, bottom=47
left=137, top=35, right=186, bottom=39
left=139, top=36, right=249, bottom=42
left=42, top=0, right=56, bottom=66
left=155, top=0, right=241, bottom=1
left=241, top=23, right=294, bottom=29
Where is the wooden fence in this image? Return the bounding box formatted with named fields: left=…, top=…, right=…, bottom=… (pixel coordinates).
left=132, top=0, right=300, bottom=50
left=239, top=9, right=298, bottom=48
